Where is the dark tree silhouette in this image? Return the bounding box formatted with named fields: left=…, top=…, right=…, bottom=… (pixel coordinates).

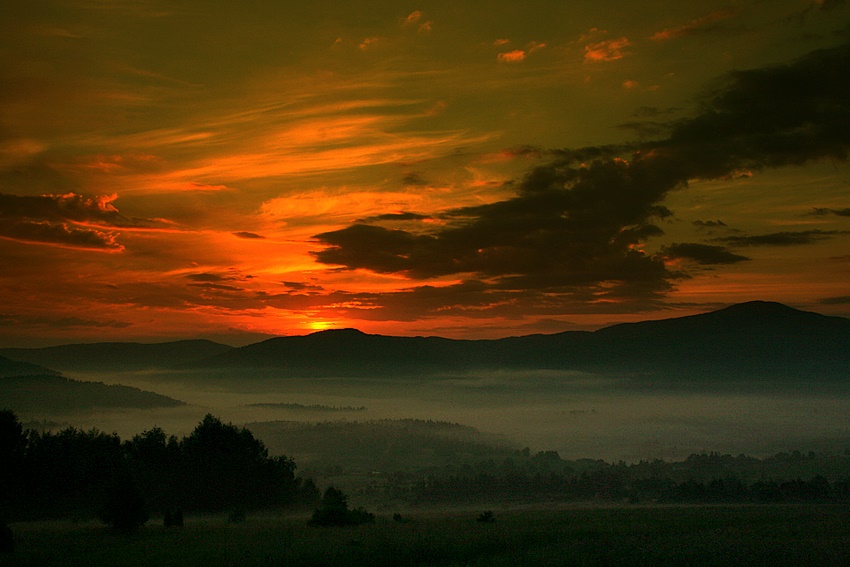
left=26, top=426, right=123, bottom=518
left=477, top=511, right=496, bottom=523
left=99, top=473, right=148, bottom=532
left=310, top=487, right=350, bottom=526
left=180, top=414, right=297, bottom=512
left=0, top=410, right=26, bottom=511
left=163, top=507, right=183, bottom=527
left=124, top=427, right=181, bottom=513
left=0, top=520, right=12, bottom=553
left=309, top=486, right=374, bottom=526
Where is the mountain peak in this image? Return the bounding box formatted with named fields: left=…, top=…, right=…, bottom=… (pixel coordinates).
left=307, top=328, right=368, bottom=338
left=714, top=300, right=802, bottom=316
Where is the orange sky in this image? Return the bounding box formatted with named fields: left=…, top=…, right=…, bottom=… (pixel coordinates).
left=2, top=1, right=850, bottom=346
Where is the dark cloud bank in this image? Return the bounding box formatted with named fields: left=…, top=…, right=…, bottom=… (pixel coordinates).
left=310, top=41, right=850, bottom=317
left=0, top=192, right=167, bottom=250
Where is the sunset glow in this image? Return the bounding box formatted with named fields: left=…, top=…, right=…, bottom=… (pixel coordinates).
left=2, top=1, right=850, bottom=347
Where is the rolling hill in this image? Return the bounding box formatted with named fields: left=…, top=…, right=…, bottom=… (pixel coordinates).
left=0, top=374, right=186, bottom=413
left=0, top=354, right=59, bottom=377
left=0, top=339, right=234, bottom=372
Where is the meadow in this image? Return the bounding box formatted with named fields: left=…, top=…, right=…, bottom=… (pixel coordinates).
left=6, top=504, right=850, bottom=566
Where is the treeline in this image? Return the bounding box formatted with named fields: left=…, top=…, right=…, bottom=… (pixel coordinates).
left=410, top=469, right=849, bottom=504
left=383, top=450, right=850, bottom=505
left=248, top=418, right=513, bottom=474
left=0, top=411, right=318, bottom=522
left=0, top=374, right=184, bottom=412
left=247, top=402, right=367, bottom=412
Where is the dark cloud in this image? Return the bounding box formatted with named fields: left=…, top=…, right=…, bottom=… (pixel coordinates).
left=549, top=144, right=630, bottom=165
left=186, top=273, right=228, bottom=282
left=315, top=154, right=680, bottom=294
left=714, top=230, right=846, bottom=247
left=358, top=212, right=432, bottom=223
left=631, top=106, right=682, bottom=118
left=1, top=219, right=122, bottom=250
left=693, top=219, right=728, bottom=228
left=0, top=313, right=132, bottom=329
left=401, top=172, right=428, bottom=186
left=820, top=295, right=850, bottom=304
left=0, top=192, right=169, bottom=250
left=188, top=282, right=244, bottom=292
left=616, top=120, right=670, bottom=139
left=311, top=41, right=850, bottom=317
left=281, top=281, right=324, bottom=291
left=662, top=243, right=750, bottom=265
left=810, top=207, right=850, bottom=217
left=0, top=192, right=163, bottom=228
left=656, top=41, right=850, bottom=175
left=233, top=231, right=265, bottom=239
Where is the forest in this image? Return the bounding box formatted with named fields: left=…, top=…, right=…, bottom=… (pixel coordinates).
left=3, top=408, right=850, bottom=530
left=0, top=410, right=318, bottom=525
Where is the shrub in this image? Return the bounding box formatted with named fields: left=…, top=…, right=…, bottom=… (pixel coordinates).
left=309, top=487, right=374, bottom=527
left=476, top=511, right=496, bottom=523
left=99, top=475, right=148, bottom=532
left=163, top=507, right=183, bottom=527
left=0, top=520, right=13, bottom=553
left=228, top=508, right=246, bottom=524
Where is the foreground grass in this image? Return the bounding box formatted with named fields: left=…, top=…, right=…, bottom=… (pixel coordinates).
left=5, top=504, right=850, bottom=566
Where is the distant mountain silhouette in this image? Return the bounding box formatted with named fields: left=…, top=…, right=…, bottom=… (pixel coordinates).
left=189, top=328, right=482, bottom=375
left=582, top=300, right=850, bottom=377
left=0, top=354, right=59, bottom=378
left=0, top=339, right=233, bottom=372
left=0, top=374, right=186, bottom=413
left=3, top=302, right=849, bottom=381
left=189, top=301, right=850, bottom=380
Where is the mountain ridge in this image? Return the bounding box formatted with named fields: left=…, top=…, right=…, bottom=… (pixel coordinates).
left=2, top=302, right=849, bottom=380
left=188, top=301, right=850, bottom=379
left=0, top=339, right=234, bottom=372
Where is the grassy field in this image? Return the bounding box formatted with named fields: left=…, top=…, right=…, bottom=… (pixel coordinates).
left=5, top=504, right=850, bottom=566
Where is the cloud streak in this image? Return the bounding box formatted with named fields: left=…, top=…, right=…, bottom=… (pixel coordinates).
left=0, top=192, right=170, bottom=250
left=584, top=37, right=630, bottom=62
left=715, top=230, right=848, bottom=247
left=650, top=9, right=737, bottom=41
left=662, top=243, right=750, bottom=265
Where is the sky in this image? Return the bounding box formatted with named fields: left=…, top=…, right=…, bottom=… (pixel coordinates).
left=1, top=0, right=850, bottom=347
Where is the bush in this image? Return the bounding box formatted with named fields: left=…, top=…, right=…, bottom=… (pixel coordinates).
left=99, top=475, right=148, bottom=532
left=309, top=487, right=374, bottom=527
left=163, top=507, right=183, bottom=527
left=476, top=511, right=496, bottom=523
left=228, top=508, right=246, bottom=524
left=0, top=520, right=13, bottom=553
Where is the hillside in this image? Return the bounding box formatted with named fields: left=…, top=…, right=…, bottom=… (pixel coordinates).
left=0, top=354, right=59, bottom=377
left=0, top=339, right=234, bottom=372
left=0, top=374, right=186, bottom=413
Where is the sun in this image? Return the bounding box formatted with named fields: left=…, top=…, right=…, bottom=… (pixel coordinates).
left=307, top=320, right=335, bottom=332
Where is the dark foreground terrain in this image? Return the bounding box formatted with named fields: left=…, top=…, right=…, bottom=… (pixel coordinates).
left=5, top=504, right=850, bottom=566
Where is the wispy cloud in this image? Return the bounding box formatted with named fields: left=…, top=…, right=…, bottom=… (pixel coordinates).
left=650, top=9, right=738, bottom=41
left=810, top=207, right=850, bottom=217
left=584, top=37, right=630, bottom=62
left=662, top=243, right=750, bottom=265
left=0, top=192, right=172, bottom=250
left=714, top=230, right=848, bottom=247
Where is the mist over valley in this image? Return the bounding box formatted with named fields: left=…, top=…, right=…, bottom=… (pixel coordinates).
left=5, top=301, right=850, bottom=464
